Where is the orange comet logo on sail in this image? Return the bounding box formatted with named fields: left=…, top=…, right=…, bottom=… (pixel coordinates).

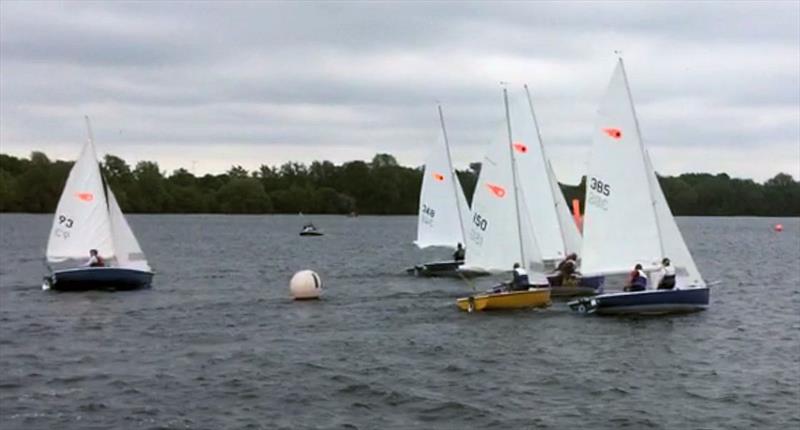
left=432, top=172, right=445, bottom=182
left=603, top=128, right=622, bottom=139
left=486, top=183, right=506, bottom=198
left=513, top=142, right=528, bottom=153
left=75, top=192, right=94, bottom=202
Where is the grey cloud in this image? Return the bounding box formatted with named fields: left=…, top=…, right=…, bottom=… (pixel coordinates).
left=1, top=1, right=798, bottom=181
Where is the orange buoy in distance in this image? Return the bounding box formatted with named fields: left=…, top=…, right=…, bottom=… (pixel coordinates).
left=774, top=224, right=783, bottom=232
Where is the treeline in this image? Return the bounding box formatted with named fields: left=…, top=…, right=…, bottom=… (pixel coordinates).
left=1, top=151, right=798, bottom=216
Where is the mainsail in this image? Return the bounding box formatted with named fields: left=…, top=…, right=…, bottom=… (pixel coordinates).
left=414, top=106, right=469, bottom=249
left=508, top=87, right=583, bottom=262
left=46, top=117, right=151, bottom=272
left=46, top=123, right=114, bottom=262
left=463, top=89, right=547, bottom=284
left=581, top=60, right=663, bottom=275
left=581, top=59, right=704, bottom=287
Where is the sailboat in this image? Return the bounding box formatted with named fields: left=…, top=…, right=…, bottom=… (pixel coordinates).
left=510, top=86, right=604, bottom=297
left=407, top=105, right=479, bottom=277
left=456, top=88, right=551, bottom=311
left=42, top=117, right=154, bottom=291
left=568, top=59, right=709, bottom=315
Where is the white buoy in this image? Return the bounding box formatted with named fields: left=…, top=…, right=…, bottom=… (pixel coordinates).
left=290, top=270, right=322, bottom=300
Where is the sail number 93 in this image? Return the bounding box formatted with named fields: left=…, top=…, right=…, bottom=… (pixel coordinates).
left=589, top=177, right=611, bottom=196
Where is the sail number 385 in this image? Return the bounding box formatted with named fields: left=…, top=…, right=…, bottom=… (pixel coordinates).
left=589, top=177, right=611, bottom=196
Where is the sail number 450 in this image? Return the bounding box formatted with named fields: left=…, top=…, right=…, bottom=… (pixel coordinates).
left=472, top=213, right=488, bottom=231
left=589, top=177, right=611, bottom=196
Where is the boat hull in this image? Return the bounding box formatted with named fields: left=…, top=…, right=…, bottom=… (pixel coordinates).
left=406, top=260, right=489, bottom=278
left=568, top=287, right=709, bottom=315
left=45, top=267, right=154, bottom=291
left=457, top=288, right=551, bottom=312
left=547, top=274, right=605, bottom=298
left=299, top=231, right=324, bottom=236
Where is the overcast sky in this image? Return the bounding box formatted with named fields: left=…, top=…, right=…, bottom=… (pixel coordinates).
left=1, top=0, right=798, bottom=182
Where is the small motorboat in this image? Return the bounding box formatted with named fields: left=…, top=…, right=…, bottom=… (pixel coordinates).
left=546, top=273, right=605, bottom=298
left=568, top=287, right=709, bottom=315
left=457, top=287, right=551, bottom=312
left=299, top=223, right=324, bottom=236
left=43, top=117, right=154, bottom=292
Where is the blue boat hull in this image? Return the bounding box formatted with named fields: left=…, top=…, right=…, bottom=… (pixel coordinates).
left=547, top=274, right=605, bottom=298
left=568, top=287, right=710, bottom=315
left=45, top=267, right=154, bottom=291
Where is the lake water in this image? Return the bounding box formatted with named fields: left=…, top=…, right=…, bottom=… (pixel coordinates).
left=0, top=214, right=798, bottom=429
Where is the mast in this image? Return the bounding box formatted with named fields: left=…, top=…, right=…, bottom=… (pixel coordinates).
left=438, top=104, right=466, bottom=242
left=503, top=87, right=526, bottom=268
left=523, top=84, right=569, bottom=256
left=618, top=57, right=666, bottom=258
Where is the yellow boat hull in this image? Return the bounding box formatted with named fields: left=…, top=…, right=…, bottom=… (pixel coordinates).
left=456, top=288, right=551, bottom=312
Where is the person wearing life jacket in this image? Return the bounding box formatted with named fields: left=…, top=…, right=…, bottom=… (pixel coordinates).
left=624, top=263, right=647, bottom=292
left=555, top=253, right=579, bottom=284
left=657, top=258, right=676, bottom=290
left=510, top=263, right=530, bottom=291
left=453, top=243, right=465, bottom=261
left=85, top=249, right=105, bottom=268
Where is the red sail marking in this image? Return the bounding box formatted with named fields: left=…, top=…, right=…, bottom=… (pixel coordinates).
left=513, top=142, right=528, bottom=153
left=432, top=172, right=445, bottom=182
left=486, top=183, right=506, bottom=198
left=602, top=128, right=622, bottom=139
left=75, top=192, right=94, bottom=202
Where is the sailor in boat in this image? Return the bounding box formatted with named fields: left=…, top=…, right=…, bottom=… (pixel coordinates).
left=555, top=253, right=579, bottom=285
left=656, top=258, right=676, bottom=290
left=83, top=249, right=105, bottom=268
left=624, top=264, right=648, bottom=292
left=302, top=222, right=316, bottom=233
left=453, top=243, right=465, bottom=261
left=508, top=263, right=531, bottom=291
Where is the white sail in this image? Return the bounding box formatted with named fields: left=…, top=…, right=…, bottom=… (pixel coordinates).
left=507, top=92, right=567, bottom=262
left=546, top=159, right=582, bottom=256
left=414, top=116, right=468, bottom=249
left=463, top=91, right=548, bottom=284
left=515, top=171, right=549, bottom=284
left=645, top=152, right=705, bottom=288
left=463, top=127, right=522, bottom=273
left=108, top=188, right=151, bottom=271
left=46, top=130, right=114, bottom=263
left=581, top=60, right=663, bottom=275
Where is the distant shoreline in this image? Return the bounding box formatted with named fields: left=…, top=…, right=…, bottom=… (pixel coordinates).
left=2, top=151, right=798, bottom=217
